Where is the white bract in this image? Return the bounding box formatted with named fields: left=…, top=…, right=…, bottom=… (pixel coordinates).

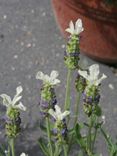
left=102, top=115, right=106, bottom=124
left=36, top=70, right=60, bottom=85
left=20, top=153, right=28, bottom=156
left=0, top=86, right=26, bottom=111
left=49, top=105, right=70, bottom=121
left=65, top=19, right=84, bottom=35
left=78, top=64, right=107, bottom=86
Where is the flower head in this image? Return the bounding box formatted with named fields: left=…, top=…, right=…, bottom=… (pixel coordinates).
left=78, top=64, right=107, bottom=86
left=0, top=86, right=26, bottom=111
left=65, top=19, right=84, bottom=35
left=36, top=70, right=60, bottom=85
left=49, top=105, right=70, bottom=121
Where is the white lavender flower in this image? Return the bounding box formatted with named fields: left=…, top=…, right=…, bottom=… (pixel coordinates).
left=20, top=153, right=28, bottom=156
left=101, top=115, right=106, bottom=124
left=49, top=105, right=70, bottom=121
left=36, top=70, right=60, bottom=85
left=65, top=19, right=84, bottom=35
left=4, top=150, right=8, bottom=155
left=78, top=64, right=107, bottom=86
left=0, top=86, right=26, bottom=111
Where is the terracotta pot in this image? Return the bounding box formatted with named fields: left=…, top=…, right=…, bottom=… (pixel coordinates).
left=51, top=0, right=117, bottom=63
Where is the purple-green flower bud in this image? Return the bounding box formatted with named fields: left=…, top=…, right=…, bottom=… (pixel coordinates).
left=64, top=34, right=80, bottom=70
left=40, top=86, right=57, bottom=118
left=75, top=74, right=86, bottom=92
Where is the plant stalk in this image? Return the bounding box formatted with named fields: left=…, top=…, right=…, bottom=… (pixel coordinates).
left=73, top=91, right=81, bottom=126
left=54, top=144, right=59, bottom=156
left=87, top=115, right=93, bottom=154
left=92, top=127, right=98, bottom=150
left=7, top=138, right=11, bottom=156
left=63, top=145, right=67, bottom=156
left=68, top=91, right=81, bottom=153
left=46, top=117, right=53, bottom=156
left=64, top=69, right=72, bottom=110
left=10, top=138, right=15, bottom=156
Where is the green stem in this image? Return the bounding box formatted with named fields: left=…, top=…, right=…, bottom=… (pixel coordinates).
left=73, top=92, right=81, bottom=126
left=68, top=92, right=81, bottom=154
left=10, top=138, right=15, bottom=156
left=100, top=128, right=113, bottom=156
left=92, top=116, right=98, bottom=151
left=92, top=128, right=98, bottom=151
left=46, top=117, right=53, bottom=156
left=7, top=139, right=11, bottom=156
left=63, top=145, right=67, bottom=156
left=64, top=69, right=72, bottom=110
left=100, top=128, right=111, bottom=146
left=54, top=144, right=59, bottom=156
left=87, top=116, right=93, bottom=155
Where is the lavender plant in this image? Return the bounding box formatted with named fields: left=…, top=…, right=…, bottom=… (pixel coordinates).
left=0, top=86, right=26, bottom=156
left=0, top=19, right=116, bottom=156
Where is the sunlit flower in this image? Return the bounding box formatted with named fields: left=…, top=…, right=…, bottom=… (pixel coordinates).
left=0, top=86, right=26, bottom=111
left=36, top=70, right=60, bottom=85
left=4, top=150, right=8, bottom=154
left=49, top=105, right=70, bottom=121
left=65, top=19, right=84, bottom=35
left=101, top=115, right=106, bottom=124
left=20, top=153, right=28, bottom=156
left=78, top=64, right=107, bottom=86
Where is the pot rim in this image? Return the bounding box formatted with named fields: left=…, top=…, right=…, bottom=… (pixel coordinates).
left=63, top=0, right=117, bottom=24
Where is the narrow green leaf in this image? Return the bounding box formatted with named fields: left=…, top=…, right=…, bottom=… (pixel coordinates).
left=78, top=150, right=83, bottom=156
left=38, top=138, right=49, bottom=156
left=0, top=144, right=6, bottom=156
left=75, top=123, right=86, bottom=148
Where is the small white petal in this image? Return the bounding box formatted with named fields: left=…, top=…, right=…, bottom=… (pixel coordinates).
left=12, top=96, right=22, bottom=106
left=48, top=109, right=57, bottom=120
left=96, top=74, right=107, bottom=86
left=12, top=86, right=23, bottom=105
left=44, top=74, right=51, bottom=83
left=15, top=102, right=26, bottom=111
left=75, top=19, right=82, bottom=27
left=75, top=19, right=84, bottom=34
left=0, top=94, right=11, bottom=107
left=55, top=105, right=61, bottom=116
left=101, top=115, right=106, bottom=124
left=65, top=28, right=72, bottom=34
left=16, top=86, right=23, bottom=95
left=69, top=21, right=74, bottom=34
left=50, top=70, right=59, bottom=79
left=20, top=153, right=28, bottom=156
left=65, top=21, right=74, bottom=34
left=51, top=79, right=60, bottom=85
left=108, top=84, right=114, bottom=90
left=4, top=150, right=8, bottom=154
left=78, top=70, right=88, bottom=79
left=36, top=71, right=45, bottom=80
left=89, top=64, right=99, bottom=80
left=61, top=111, right=70, bottom=120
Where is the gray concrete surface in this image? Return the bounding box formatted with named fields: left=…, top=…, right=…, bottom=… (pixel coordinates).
left=0, top=0, right=117, bottom=155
